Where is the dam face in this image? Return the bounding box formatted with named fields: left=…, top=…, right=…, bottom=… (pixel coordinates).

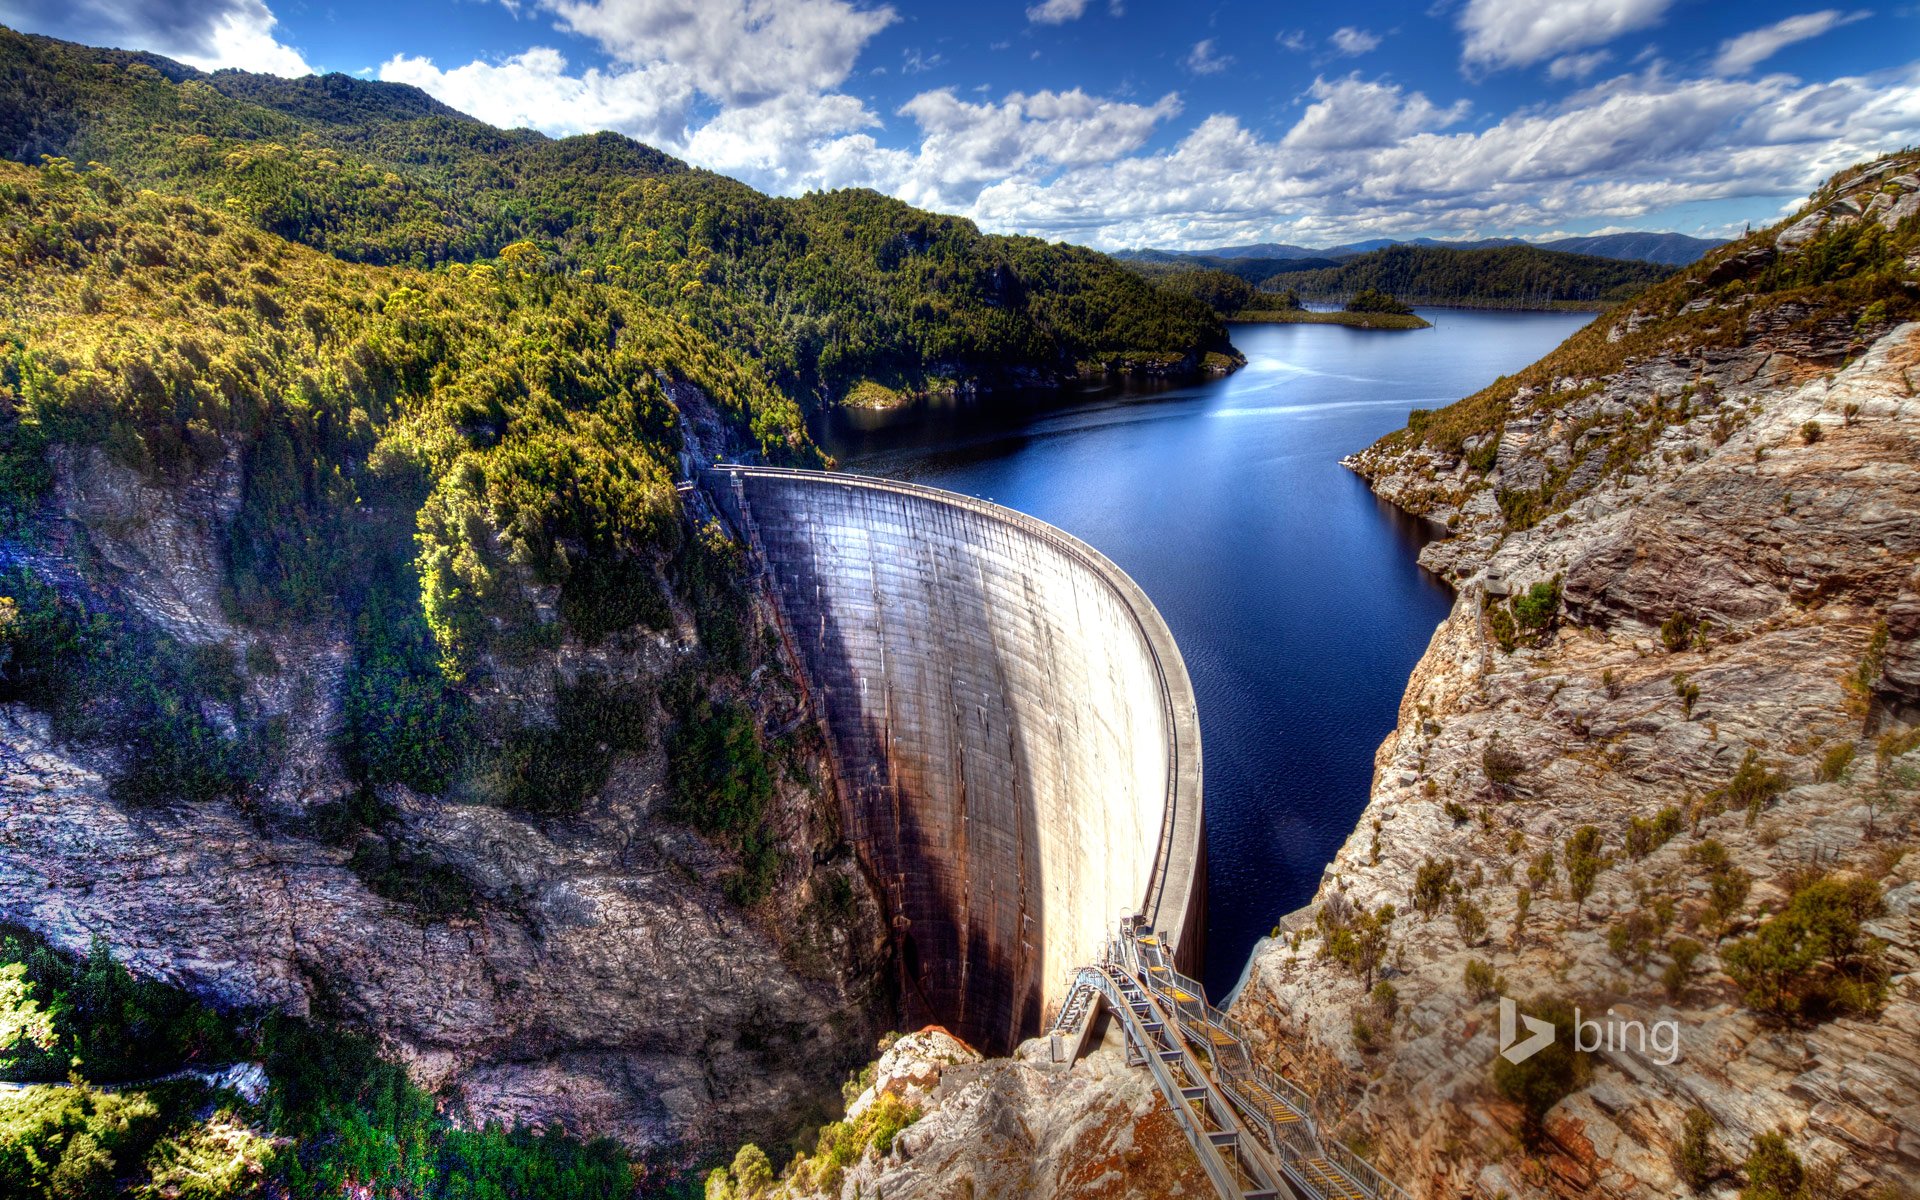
left=706, top=467, right=1203, bottom=1053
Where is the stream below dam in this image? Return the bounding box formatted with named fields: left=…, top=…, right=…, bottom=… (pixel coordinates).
left=819, top=308, right=1595, bottom=996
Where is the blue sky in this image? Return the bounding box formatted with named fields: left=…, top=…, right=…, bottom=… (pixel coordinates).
left=6, top=0, right=1919, bottom=249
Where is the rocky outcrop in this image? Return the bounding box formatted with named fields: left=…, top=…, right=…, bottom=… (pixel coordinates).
left=776, top=1027, right=1213, bottom=1200
left=0, top=439, right=891, bottom=1160
left=1229, top=337, right=1920, bottom=1190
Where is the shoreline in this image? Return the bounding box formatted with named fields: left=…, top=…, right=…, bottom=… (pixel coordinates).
left=1231, top=309, right=1431, bottom=330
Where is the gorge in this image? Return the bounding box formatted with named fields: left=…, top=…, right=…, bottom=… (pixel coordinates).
left=1, top=20, right=1918, bottom=1200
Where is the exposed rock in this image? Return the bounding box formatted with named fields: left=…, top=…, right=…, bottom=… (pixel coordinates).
left=1231, top=320, right=1920, bottom=1197
left=782, top=1029, right=1212, bottom=1200
left=0, top=439, right=893, bottom=1162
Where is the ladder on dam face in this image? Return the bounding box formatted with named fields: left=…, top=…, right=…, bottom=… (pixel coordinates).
left=1050, top=922, right=1410, bottom=1200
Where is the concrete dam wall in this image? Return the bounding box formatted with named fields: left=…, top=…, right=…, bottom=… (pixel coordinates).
left=706, top=466, right=1204, bottom=1053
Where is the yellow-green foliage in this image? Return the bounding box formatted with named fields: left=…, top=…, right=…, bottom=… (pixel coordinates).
left=743, top=1092, right=921, bottom=1198
left=0, top=156, right=807, bottom=633
left=138, top=1112, right=276, bottom=1200
left=0, top=28, right=1232, bottom=406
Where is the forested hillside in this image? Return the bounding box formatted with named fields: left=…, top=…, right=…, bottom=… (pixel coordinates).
left=1270, top=243, right=1675, bottom=309
left=0, top=28, right=1235, bottom=406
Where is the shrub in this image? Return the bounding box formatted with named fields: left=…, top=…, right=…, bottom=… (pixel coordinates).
left=1463, top=958, right=1505, bottom=1002
left=1413, top=858, right=1456, bottom=919
left=1452, top=897, right=1489, bottom=946
left=1564, top=826, right=1610, bottom=913
left=1800, top=420, right=1823, bottom=445
left=1664, top=938, right=1705, bottom=999
left=1723, top=749, right=1788, bottom=825
left=1511, top=576, right=1562, bottom=633
left=1740, top=1131, right=1804, bottom=1200
left=1672, top=672, right=1701, bottom=718
left=1607, top=910, right=1660, bottom=971
left=1321, top=903, right=1395, bottom=991
left=346, top=839, right=476, bottom=920
left=1482, top=739, right=1526, bottom=789
left=1491, top=996, right=1591, bottom=1137
left=0, top=928, right=240, bottom=1084
left=1370, top=980, right=1399, bottom=1020
left=1674, top=1107, right=1723, bottom=1191
left=1625, top=806, right=1684, bottom=859
left=1346, top=287, right=1413, bottom=315
left=1816, top=742, right=1855, bottom=783
left=1706, top=865, right=1754, bottom=933
left=1722, top=875, right=1888, bottom=1020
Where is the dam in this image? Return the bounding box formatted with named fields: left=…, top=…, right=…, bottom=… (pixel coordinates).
left=705, top=466, right=1205, bottom=1053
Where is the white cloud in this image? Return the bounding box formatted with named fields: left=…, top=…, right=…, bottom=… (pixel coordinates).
left=952, top=62, right=1920, bottom=249
left=886, top=87, right=1181, bottom=208
left=1459, top=0, right=1672, bottom=72
left=1282, top=75, right=1469, bottom=151
left=1711, top=9, right=1871, bottom=75
left=1277, top=29, right=1308, bottom=52
left=353, top=0, right=1917, bottom=258
left=1548, top=50, right=1612, bottom=80
left=379, top=48, right=694, bottom=142
left=541, top=0, right=895, bottom=103
left=1024, top=0, right=1088, bottom=24
left=0, top=0, right=311, bottom=75
left=1329, top=27, right=1382, bottom=56
left=1185, top=38, right=1232, bottom=75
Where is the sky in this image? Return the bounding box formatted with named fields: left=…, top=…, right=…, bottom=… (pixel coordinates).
left=4, top=0, right=1919, bottom=250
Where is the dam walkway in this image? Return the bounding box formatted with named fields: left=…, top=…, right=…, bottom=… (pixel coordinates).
left=1050, top=920, right=1407, bottom=1200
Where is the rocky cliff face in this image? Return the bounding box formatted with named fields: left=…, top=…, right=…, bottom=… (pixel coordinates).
left=715, top=1027, right=1212, bottom=1200
left=1227, top=160, right=1920, bottom=1197
left=0, top=429, right=890, bottom=1160
left=779, top=155, right=1920, bottom=1200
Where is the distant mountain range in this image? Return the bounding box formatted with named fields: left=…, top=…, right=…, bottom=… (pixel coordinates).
left=1120, top=231, right=1725, bottom=268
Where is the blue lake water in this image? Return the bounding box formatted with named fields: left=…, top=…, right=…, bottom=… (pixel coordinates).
left=820, top=308, right=1594, bottom=997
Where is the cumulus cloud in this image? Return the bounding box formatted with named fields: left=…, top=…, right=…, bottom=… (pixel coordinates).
left=1185, top=38, right=1232, bottom=75
left=0, top=0, right=310, bottom=74
left=1712, top=9, right=1871, bottom=75
left=955, top=62, right=1920, bottom=249
left=542, top=0, right=895, bottom=103
left=1282, top=75, right=1469, bottom=151
left=379, top=48, right=694, bottom=142
left=1025, top=0, right=1088, bottom=23
left=885, top=87, right=1181, bottom=208
left=1329, top=27, right=1382, bottom=56
left=1459, top=0, right=1672, bottom=72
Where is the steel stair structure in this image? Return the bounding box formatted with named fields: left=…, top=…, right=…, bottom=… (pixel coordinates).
left=1049, top=920, right=1410, bottom=1200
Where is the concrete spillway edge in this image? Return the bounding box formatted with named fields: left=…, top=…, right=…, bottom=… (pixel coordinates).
left=705, top=465, right=1206, bottom=978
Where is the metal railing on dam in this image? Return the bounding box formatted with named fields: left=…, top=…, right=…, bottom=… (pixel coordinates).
left=1050, top=919, right=1411, bottom=1200
left=702, top=465, right=1205, bottom=1054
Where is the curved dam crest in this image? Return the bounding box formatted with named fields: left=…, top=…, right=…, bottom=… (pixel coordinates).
left=705, top=466, right=1205, bottom=1053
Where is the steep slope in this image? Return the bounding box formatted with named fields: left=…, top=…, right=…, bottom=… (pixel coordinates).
left=1228, top=152, right=1920, bottom=1196
left=0, top=149, right=883, bottom=1169
left=750, top=151, right=1920, bottom=1200
left=0, top=28, right=1238, bottom=408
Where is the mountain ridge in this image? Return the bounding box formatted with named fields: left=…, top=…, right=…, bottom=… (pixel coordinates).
left=1125, top=230, right=1725, bottom=267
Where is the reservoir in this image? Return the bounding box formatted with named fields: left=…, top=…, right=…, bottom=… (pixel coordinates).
left=819, top=308, right=1595, bottom=996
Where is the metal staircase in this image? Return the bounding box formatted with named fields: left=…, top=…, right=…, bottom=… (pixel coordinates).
left=1050, top=920, right=1409, bottom=1200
